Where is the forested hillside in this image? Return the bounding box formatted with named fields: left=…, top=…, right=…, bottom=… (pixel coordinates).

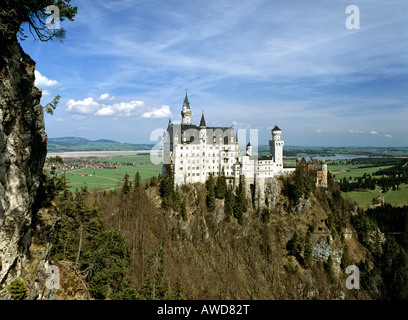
left=43, top=167, right=407, bottom=300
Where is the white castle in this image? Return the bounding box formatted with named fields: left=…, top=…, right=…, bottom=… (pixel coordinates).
left=162, top=94, right=297, bottom=204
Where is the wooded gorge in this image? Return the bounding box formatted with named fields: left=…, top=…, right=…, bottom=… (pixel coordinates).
left=43, top=166, right=408, bottom=300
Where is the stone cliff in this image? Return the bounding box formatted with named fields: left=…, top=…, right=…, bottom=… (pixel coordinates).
left=0, top=5, right=57, bottom=299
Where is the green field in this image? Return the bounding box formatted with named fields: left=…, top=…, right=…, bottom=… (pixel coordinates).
left=329, top=164, right=394, bottom=180
left=55, top=155, right=161, bottom=192
left=342, top=184, right=408, bottom=209
left=55, top=153, right=407, bottom=209
left=105, top=154, right=155, bottom=164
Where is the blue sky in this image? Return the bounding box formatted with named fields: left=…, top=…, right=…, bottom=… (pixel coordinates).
left=21, top=0, right=408, bottom=146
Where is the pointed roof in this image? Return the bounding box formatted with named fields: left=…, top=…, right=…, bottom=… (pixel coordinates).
left=183, top=92, right=190, bottom=109
left=272, top=125, right=281, bottom=131
left=200, top=110, right=206, bottom=128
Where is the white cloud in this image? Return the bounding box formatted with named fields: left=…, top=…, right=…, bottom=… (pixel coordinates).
left=349, top=129, right=365, bottom=134
left=95, top=105, right=114, bottom=116
left=34, top=70, right=60, bottom=88
left=98, top=93, right=115, bottom=101
left=66, top=97, right=100, bottom=115
left=142, top=105, right=172, bottom=119
left=316, top=129, right=323, bottom=133
left=369, top=130, right=378, bottom=135
left=111, top=100, right=146, bottom=117
left=55, top=118, right=64, bottom=122
left=94, top=100, right=146, bottom=117
left=385, top=134, right=392, bottom=138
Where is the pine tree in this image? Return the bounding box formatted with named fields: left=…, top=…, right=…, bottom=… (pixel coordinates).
left=206, top=172, right=216, bottom=212
left=224, top=184, right=234, bottom=220
left=215, top=167, right=227, bottom=199
left=122, top=173, right=131, bottom=195
left=134, top=171, right=141, bottom=189
left=140, top=243, right=169, bottom=300
left=159, top=165, right=174, bottom=200
left=234, top=175, right=247, bottom=224
left=2, top=0, right=77, bottom=43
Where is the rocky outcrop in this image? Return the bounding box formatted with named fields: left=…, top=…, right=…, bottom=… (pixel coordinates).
left=312, top=236, right=343, bottom=274
left=0, top=8, right=55, bottom=299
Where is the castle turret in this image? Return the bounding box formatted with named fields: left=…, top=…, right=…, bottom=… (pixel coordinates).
left=246, top=142, right=252, bottom=156
left=199, top=111, right=207, bottom=143
left=181, top=92, right=192, bottom=124
left=199, top=110, right=206, bottom=128
left=269, top=125, right=284, bottom=167
left=321, top=160, right=328, bottom=188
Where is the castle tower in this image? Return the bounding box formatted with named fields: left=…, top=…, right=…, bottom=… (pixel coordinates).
left=181, top=92, right=192, bottom=124
left=199, top=111, right=207, bottom=142
left=269, top=125, right=284, bottom=166
left=246, top=142, right=252, bottom=156
left=321, top=160, right=328, bottom=188
left=199, top=110, right=206, bottom=129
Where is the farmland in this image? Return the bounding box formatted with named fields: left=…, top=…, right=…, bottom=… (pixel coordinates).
left=49, top=154, right=161, bottom=192
left=342, top=184, right=408, bottom=209
left=46, top=145, right=408, bottom=208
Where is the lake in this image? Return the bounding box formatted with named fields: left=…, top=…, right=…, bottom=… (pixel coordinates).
left=312, top=155, right=370, bottom=161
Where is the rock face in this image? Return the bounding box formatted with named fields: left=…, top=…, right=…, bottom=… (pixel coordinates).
left=312, top=237, right=343, bottom=274
left=0, top=14, right=55, bottom=299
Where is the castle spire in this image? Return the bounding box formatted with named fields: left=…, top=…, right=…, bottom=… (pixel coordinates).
left=181, top=91, right=192, bottom=124
left=183, top=90, right=190, bottom=109
left=199, top=110, right=206, bottom=128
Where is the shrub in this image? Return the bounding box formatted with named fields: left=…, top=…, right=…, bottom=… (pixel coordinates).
left=7, top=278, right=26, bottom=300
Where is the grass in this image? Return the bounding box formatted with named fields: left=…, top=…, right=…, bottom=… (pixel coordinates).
left=106, top=154, right=154, bottom=164
left=329, top=164, right=394, bottom=180
left=342, top=184, right=408, bottom=209
left=56, top=154, right=407, bottom=208
left=55, top=155, right=161, bottom=192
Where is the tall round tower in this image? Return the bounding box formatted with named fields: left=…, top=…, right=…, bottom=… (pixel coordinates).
left=269, top=125, right=284, bottom=166
left=321, top=160, right=328, bottom=188
left=181, top=92, right=192, bottom=124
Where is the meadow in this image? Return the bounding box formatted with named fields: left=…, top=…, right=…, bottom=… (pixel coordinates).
left=342, top=184, right=408, bottom=209
left=56, top=154, right=161, bottom=192
left=329, top=164, right=395, bottom=180
left=54, top=153, right=407, bottom=208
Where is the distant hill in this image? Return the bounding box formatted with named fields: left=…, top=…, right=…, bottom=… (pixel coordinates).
left=47, top=137, right=153, bottom=152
